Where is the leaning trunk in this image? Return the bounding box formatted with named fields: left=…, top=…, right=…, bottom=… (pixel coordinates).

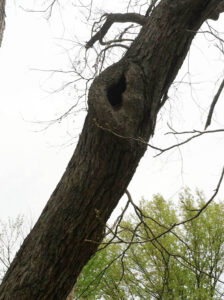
left=0, top=0, right=220, bottom=299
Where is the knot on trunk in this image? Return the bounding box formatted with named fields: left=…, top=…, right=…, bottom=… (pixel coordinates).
left=107, top=74, right=126, bottom=109
left=88, top=61, right=146, bottom=139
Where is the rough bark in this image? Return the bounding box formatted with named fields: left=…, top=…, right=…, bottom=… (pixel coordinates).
left=66, top=285, right=76, bottom=300
left=0, top=0, right=5, bottom=47
left=0, top=0, right=222, bottom=299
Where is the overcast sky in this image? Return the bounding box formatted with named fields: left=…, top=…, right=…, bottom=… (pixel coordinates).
left=1, top=1, right=224, bottom=223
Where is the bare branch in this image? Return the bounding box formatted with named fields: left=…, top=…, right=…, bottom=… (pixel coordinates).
left=208, top=1, right=224, bottom=20
left=145, top=0, right=159, bottom=17
left=19, top=0, right=58, bottom=19
left=86, top=13, right=147, bottom=49
left=175, top=167, right=224, bottom=226
left=94, top=119, right=224, bottom=157
left=205, top=77, right=224, bottom=129
left=154, top=127, right=224, bottom=157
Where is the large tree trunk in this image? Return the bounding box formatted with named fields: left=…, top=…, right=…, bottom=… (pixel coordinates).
left=0, top=0, right=221, bottom=299
left=0, top=0, right=5, bottom=46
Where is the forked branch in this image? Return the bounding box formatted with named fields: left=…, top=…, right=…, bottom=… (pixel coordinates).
left=86, top=13, right=147, bottom=49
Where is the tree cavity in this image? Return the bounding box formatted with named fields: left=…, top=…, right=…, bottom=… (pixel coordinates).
left=107, top=74, right=126, bottom=109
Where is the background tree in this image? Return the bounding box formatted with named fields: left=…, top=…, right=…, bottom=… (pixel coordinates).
left=74, top=190, right=224, bottom=299
left=1, top=1, right=224, bottom=299
left=0, top=216, right=25, bottom=281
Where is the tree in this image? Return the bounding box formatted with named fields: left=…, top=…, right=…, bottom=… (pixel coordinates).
left=0, top=216, right=25, bottom=282
left=74, top=191, right=224, bottom=299
left=1, top=1, right=224, bottom=299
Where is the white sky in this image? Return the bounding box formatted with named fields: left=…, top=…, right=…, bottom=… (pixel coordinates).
left=1, top=1, right=224, bottom=223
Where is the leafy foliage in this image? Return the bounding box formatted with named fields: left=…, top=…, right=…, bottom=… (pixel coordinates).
left=74, top=190, right=224, bottom=299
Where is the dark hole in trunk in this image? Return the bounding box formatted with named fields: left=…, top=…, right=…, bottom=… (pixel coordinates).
left=107, top=74, right=126, bottom=109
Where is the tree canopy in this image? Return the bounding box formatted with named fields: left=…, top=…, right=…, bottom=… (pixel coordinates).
left=75, top=190, right=224, bottom=299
